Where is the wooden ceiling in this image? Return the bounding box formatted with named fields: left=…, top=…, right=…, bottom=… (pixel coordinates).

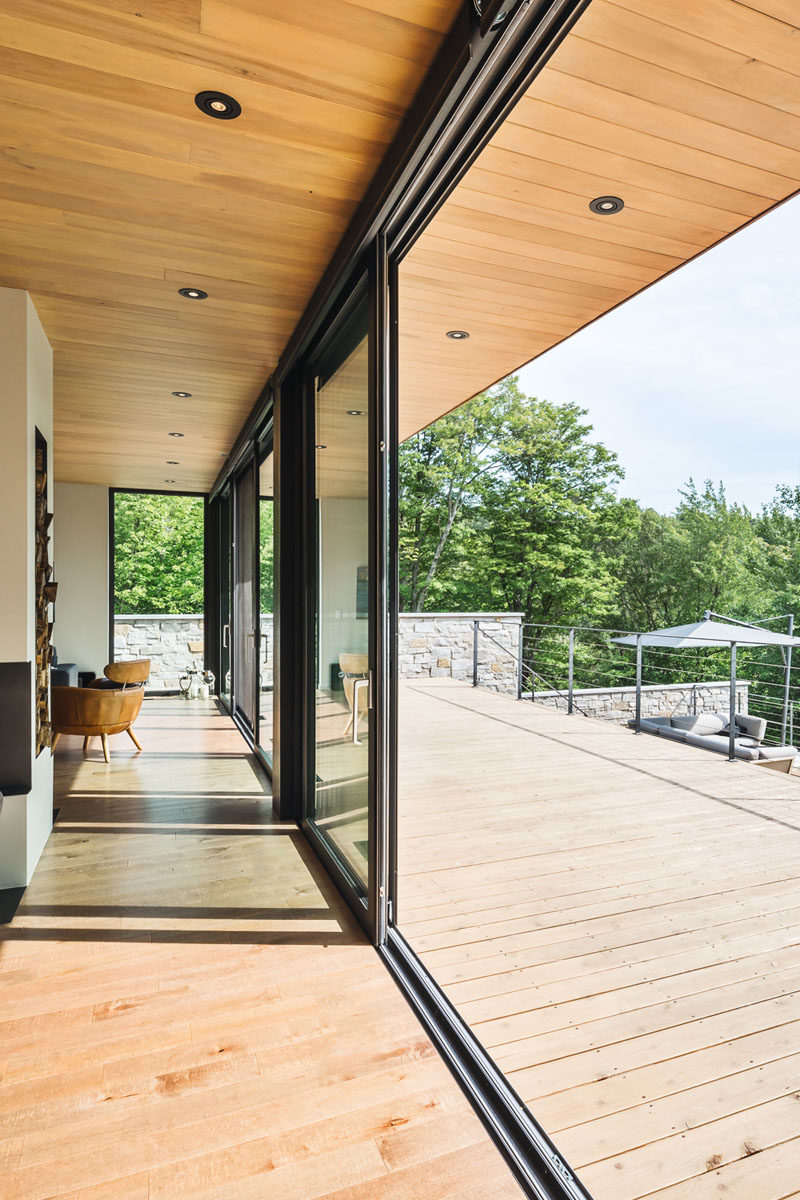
left=398, top=0, right=800, bottom=440
left=0, top=0, right=460, bottom=489
left=4, top=1, right=798, bottom=487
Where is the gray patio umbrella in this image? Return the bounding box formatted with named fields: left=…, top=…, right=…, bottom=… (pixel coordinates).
left=612, top=618, right=800, bottom=758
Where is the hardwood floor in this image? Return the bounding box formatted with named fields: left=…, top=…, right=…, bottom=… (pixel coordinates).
left=398, top=679, right=800, bottom=1200
left=0, top=697, right=522, bottom=1200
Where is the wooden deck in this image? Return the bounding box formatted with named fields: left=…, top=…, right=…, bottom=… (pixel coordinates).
left=0, top=698, right=522, bottom=1200
left=398, top=679, right=800, bottom=1200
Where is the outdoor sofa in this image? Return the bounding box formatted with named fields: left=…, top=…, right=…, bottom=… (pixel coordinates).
left=633, top=711, right=797, bottom=771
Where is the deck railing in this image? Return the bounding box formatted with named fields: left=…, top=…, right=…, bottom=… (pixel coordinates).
left=472, top=619, right=798, bottom=746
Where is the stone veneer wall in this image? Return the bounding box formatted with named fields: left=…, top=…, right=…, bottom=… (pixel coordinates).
left=114, top=614, right=204, bottom=691
left=114, top=614, right=274, bottom=691
left=529, top=679, right=749, bottom=724
left=114, top=612, right=749, bottom=718
left=398, top=612, right=523, bottom=695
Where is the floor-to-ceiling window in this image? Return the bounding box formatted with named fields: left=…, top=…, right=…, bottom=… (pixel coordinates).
left=307, top=306, right=371, bottom=895
left=258, top=445, right=274, bottom=765
left=111, top=489, right=205, bottom=691
left=218, top=486, right=232, bottom=710
left=233, top=460, right=257, bottom=737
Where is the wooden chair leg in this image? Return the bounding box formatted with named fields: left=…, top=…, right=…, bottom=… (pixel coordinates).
left=126, top=725, right=142, bottom=752
left=101, top=733, right=110, bottom=763
left=83, top=736, right=89, bottom=753
left=51, top=731, right=60, bottom=751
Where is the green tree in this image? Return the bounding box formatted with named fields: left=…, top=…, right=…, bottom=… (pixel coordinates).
left=113, top=492, right=204, bottom=614
left=398, top=388, right=505, bottom=611
left=478, top=393, right=628, bottom=628
left=260, top=498, right=274, bottom=612
left=754, top=485, right=800, bottom=618
left=615, top=480, right=763, bottom=633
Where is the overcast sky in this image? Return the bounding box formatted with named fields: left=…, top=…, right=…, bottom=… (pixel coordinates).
left=518, top=193, right=800, bottom=516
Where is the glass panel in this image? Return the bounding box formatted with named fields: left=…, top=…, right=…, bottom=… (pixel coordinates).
left=311, top=332, right=370, bottom=888
left=258, top=449, right=274, bottom=763
left=391, top=1, right=800, bottom=1190
left=233, top=463, right=257, bottom=733
left=112, top=491, right=204, bottom=692
left=219, top=489, right=232, bottom=709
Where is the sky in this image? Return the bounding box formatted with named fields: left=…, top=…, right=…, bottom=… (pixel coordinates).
left=518, top=193, right=800, bottom=516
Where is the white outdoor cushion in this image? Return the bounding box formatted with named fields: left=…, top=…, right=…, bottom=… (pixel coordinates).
left=734, top=713, right=767, bottom=742
left=671, top=713, right=726, bottom=735
left=757, top=745, right=798, bottom=761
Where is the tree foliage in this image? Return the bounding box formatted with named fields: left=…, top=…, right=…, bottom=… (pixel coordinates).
left=399, top=378, right=629, bottom=623
left=398, top=378, right=800, bottom=721
left=114, top=492, right=204, bottom=614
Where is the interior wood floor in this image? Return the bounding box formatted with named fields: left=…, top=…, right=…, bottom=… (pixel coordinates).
left=398, top=679, right=800, bottom=1200
left=0, top=697, right=523, bottom=1200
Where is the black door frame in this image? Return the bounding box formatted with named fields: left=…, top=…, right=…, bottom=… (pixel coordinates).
left=255, top=426, right=275, bottom=770
left=210, top=483, right=232, bottom=714
left=296, top=272, right=379, bottom=939
left=231, top=455, right=258, bottom=742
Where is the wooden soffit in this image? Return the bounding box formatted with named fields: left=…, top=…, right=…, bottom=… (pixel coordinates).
left=399, top=0, right=800, bottom=440
left=0, top=0, right=461, bottom=489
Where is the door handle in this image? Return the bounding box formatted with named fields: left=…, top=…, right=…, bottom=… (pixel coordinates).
left=352, top=675, right=371, bottom=745
left=222, top=622, right=230, bottom=648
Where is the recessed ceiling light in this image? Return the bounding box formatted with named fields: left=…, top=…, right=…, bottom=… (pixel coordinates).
left=164, top=479, right=177, bottom=484
left=178, top=287, right=207, bottom=300
left=346, top=409, right=366, bottom=416
left=172, top=391, right=192, bottom=398
left=169, top=431, right=184, bottom=438
left=316, top=443, right=327, bottom=449
left=166, top=460, right=180, bottom=465
left=195, top=91, right=242, bottom=120
left=589, top=195, right=624, bottom=215
left=446, top=330, right=470, bottom=340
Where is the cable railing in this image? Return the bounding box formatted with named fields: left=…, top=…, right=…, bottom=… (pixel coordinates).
left=471, top=615, right=800, bottom=749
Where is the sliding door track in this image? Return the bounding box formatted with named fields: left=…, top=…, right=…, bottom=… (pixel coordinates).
left=379, top=927, right=593, bottom=1200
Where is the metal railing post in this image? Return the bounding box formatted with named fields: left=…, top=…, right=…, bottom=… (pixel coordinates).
left=568, top=628, right=574, bottom=715
left=472, top=620, right=479, bottom=687
left=517, top=622, right=524, bottom=700
left=634, top=634, right=642, bottom=732
left=782, top=615, right=794, bottom=743
left=729, top=643, right=737, bottom=762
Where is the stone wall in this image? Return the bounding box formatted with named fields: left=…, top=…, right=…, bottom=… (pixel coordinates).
left=114, top=614, right=274, bottom=691
left=398, top=612, right=523, bottom=695
left=113, top=613, right=748, bottom=718
left=114, top=614, right=204, bottom=691
left=528, top=679, right=749, bottom=724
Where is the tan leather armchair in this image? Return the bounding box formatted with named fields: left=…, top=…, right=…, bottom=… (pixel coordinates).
left=88, top=659, right=151, bottom=689
left=51, top=685, right=145, bottom=762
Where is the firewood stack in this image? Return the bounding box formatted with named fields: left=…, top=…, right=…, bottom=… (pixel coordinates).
left=35, top=444, right=55, bottom=755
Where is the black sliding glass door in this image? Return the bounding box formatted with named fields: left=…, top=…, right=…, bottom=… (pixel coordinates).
left=218, top=486, right=232, bottom=712
left=233, top=458, right=258, bottom=737
left=302, top=288, right=376, bottom=920
left=257, top=443, right=274, bottom=766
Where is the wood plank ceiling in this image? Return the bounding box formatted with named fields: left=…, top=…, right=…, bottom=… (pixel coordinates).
left=398, top=0, right=800, bottom=441
left=0, top=0, right=460, bottom=489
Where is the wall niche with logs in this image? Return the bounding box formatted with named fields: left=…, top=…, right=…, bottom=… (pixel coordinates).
left=35, top=427, right=55, bottom=755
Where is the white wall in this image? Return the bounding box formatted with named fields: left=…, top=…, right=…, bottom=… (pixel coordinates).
left=318, top=498, right=368, bottom=688
left=0, top=288, right=54, bottom=886
left=53, top=483, right=109, bottom=675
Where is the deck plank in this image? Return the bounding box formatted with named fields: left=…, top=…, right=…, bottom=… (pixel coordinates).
left=398, top=679, right=800, bottom=1200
